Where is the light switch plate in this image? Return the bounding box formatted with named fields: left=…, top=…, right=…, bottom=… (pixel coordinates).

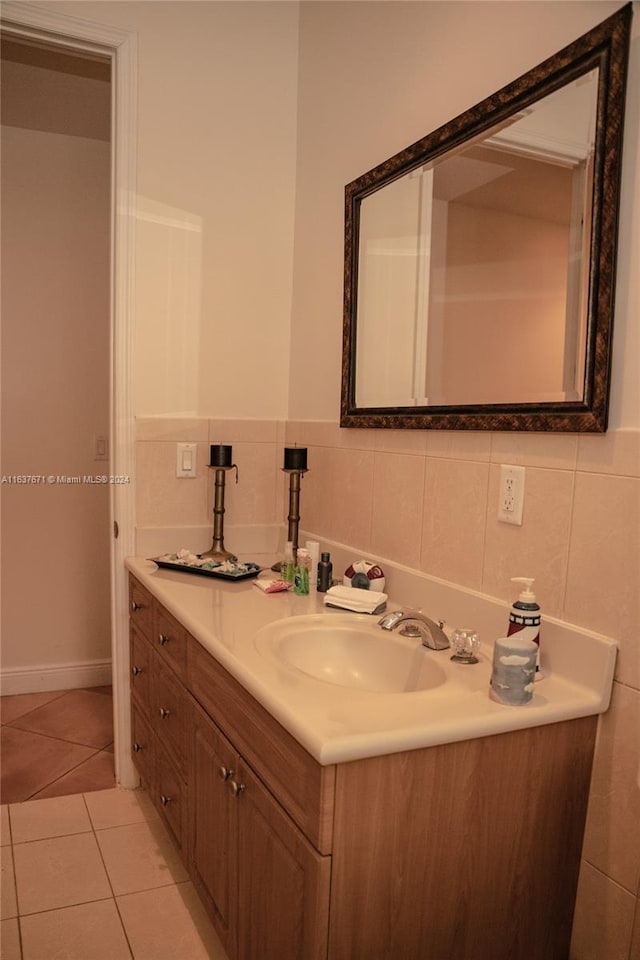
left=94, top=435, right=109, bottom=461
left=176, top=442, right=197, bottom=478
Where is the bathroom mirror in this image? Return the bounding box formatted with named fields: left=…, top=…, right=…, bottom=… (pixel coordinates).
left=341, top=5, right=631, bottom=432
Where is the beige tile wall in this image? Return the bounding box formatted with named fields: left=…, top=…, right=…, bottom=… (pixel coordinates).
left=136, top=417, right=640, bottom=960
left=135, top=417, right=286, bottom=530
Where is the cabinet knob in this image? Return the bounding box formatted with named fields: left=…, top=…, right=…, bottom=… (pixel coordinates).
left=229, top=779, right=246, bottom=797
left=133, top=742, right=143, bottom=752
left=160, top=794, right=173, bottom=806
left=131, top=600, right=143, bottom=612
left=158, top=633, right=170, bottom=645
left=159, top=707, right=171, bottom=719
left=131, top=665, right=142, bottom=676
left=218, top=765, right=234, bottom=782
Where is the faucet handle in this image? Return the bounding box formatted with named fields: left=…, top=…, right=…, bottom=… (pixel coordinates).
left=378, top=609, right=412, bottom=629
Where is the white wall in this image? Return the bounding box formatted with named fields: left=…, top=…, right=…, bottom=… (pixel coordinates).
left=46, top=0, right=300, bottom=420
left=290, top=0, right=639, bottom=429
left=1, top=59, right=112, bottom=676
left=42, top=1, right=638, bottom=428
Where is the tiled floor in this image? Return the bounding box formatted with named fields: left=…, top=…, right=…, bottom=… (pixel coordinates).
left=1, top=787, right=228, bottom=959
left=0, top=688, right=116, bottom=804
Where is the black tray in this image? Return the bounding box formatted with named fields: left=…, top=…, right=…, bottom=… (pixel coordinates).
left=151, top=557, right=261, bottom=581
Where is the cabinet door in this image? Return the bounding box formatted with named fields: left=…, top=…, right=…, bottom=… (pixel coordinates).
left=190, top=701, right=239, bottom=960
left=237, top=759, right=331, bottom=960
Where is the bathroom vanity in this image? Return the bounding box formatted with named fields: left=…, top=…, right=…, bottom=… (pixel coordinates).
left=127, top=559, right=612, bottom=960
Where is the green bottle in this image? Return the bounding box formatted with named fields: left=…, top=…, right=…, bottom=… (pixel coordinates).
left=293, top=548, right=310, bottom=595
left=282, top=541, right=295, bottom=584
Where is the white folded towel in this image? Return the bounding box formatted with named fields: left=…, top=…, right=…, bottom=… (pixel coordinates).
left=323, top=585, right=387, bottom=614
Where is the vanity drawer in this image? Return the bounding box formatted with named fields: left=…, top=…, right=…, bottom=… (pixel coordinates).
left=129, top=575, right=153, bottom=642
left=187, top=636, right=335, bottom=855
left=130, top=624, right=152, bottom=711
left=152, top=656, right=187, bottom=777
left=154, top=602, right=187, bottom=681
left=155, top=742, right=187, bottom=859
left=131, top=702, right=155, bottom=790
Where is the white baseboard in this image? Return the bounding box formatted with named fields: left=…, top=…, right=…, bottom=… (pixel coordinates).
left=0, top=659, right=112, bottom=696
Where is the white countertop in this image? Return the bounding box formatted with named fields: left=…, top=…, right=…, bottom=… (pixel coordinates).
left=126, top=556, right=617, bottom=765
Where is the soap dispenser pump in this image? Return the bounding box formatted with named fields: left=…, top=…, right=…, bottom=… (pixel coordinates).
left=507, top=577, right=542, bottom=680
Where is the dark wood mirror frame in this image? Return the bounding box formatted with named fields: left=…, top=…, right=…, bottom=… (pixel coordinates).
left=341, top=5, right=632, bottom=432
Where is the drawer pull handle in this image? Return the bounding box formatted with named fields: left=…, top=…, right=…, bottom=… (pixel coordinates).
left=133, top=742, right=144, bottom=752
left=131, top=665, right=142, bottom=676
left=131, top=600, right=143, bottom=612
left=229, top=779, right=246, bottom=797
left=160, top=794, right=173, bottom=806
left=218, top=765, right=234, bottom=782
left=158, top=633, right=170, bottom=645
left=159, top=707, right=171, bottom=719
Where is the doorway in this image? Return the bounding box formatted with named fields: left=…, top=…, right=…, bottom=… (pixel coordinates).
left=0, top=36, right=114, bottom=800
left=0, top=3, right=138, bottom=790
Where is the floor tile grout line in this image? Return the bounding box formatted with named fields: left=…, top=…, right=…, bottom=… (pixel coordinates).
left=86, top=793, right=197, bottom=959
left=0, top=689, right=71, bottom=726
left=86, top=793, right=136, bottom=960
left=4, top=842, right=19, bottom=923
left=1, top=689, right=115, bottom=804
left=9, top=799, right=173, bottom=959
left=10, top=828, right=93, bottom=847
left=17, top=893, right=117, bottom=920
left=5, top=722, right=114, bottom=752
left=21, top=749, right=106, bottom=804
left=5, top=792, right=217, bottom=960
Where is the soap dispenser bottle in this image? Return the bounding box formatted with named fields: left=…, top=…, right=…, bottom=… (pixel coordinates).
left=507, top=577, right=542, bottom=680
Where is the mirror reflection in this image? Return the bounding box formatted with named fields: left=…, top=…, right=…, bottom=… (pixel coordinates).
left=342, top=5, right=632, bottom=432
left=355, top=70, right=597, bottom=410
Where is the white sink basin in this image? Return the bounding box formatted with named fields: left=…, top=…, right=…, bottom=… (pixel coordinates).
left=254, top=613, right=447, bottom=693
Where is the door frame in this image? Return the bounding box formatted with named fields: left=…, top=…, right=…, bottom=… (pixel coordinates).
left=1, top=2, right=138, bottom=786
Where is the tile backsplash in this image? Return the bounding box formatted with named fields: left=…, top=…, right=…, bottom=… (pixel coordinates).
left=135, top=416, right=640, bottom=959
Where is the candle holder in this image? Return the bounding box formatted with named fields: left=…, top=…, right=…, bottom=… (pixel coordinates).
left=202, top=446, right=239, bottom=560
left=272, top=447, right=309, bottom=572
left=283, top=466, right=307, bottom=557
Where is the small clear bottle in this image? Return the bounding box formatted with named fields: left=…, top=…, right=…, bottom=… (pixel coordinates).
left=293, top=548, right=310, bottom=595
left=282, top=541, right=295, bottom=584
left=317, top=552, right=332, bottom=593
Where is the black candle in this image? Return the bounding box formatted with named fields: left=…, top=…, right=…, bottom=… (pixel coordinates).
left=284, top=447, right=307, bottom=471
left=210, top=444, right=233, bottom=468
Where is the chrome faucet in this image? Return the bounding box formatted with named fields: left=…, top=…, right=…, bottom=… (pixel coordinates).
left=378, top=610, right=450, bottom=650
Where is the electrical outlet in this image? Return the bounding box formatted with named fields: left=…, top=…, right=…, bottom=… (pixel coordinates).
left=498, top=464, right=525, bottom=525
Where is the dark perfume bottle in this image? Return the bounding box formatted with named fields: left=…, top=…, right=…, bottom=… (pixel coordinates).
left=317, top=552, right=332, bottom=593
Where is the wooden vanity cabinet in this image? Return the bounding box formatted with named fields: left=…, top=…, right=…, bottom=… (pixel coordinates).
left=189, top=696, right=331, bottom=960
left=128, top=576, right=188, bottom=858
left=128, top=574, right=597, bottom=960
